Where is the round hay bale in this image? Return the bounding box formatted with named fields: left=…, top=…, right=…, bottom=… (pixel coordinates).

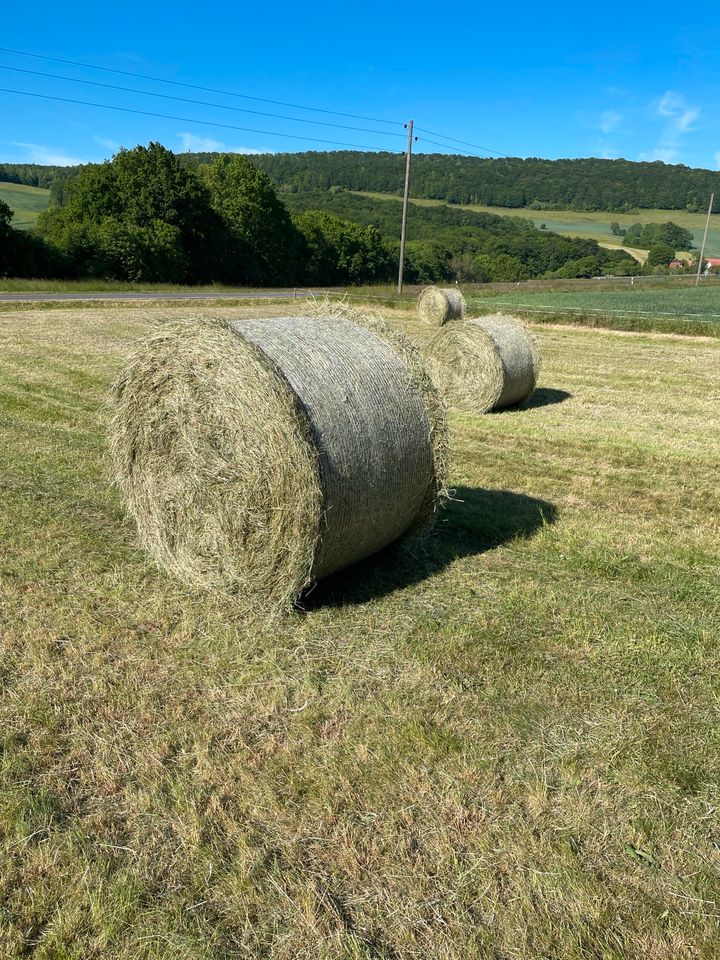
left=109, top=310, right=448, bottom=610
left=417, top=286, right=466, bottom=326
left=424, top=313, right=541, bottom=414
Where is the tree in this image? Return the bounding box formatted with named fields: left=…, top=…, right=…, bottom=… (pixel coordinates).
left=200, top=154, right=300, bottom=284
left=647, top=242, right=677, bottom=267
left=294, top=210, right=392, bottom=285
left=610, top=221, right=622, bottom=236
left=655, top=221, right=694, bottom=250
left=36, top=143, right=218, bottom=282
left=401, top=240, right=452, bottom=284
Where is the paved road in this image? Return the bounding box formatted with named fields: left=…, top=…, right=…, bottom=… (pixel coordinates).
left=0, top=290, right=311, bottom=303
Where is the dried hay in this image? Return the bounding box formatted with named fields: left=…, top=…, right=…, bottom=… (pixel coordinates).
left=417, top=286, right=466, bottom=327
left=424, top=313, right=541, bottom=414
left=109, top=305, right=448, bottom=610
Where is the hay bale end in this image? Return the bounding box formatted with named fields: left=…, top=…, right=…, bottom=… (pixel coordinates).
left=424, top=313, right=541, bottom=414
left=417, top=286, right=466, bottom=327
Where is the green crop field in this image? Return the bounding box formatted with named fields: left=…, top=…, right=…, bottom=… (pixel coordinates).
left=355, top=191, right=720, bottom=259
left=1, top=301, right=719, bottom=959
left=0, top=181, right=51, bottom=229
left=468, top=280, right=720, bottom=337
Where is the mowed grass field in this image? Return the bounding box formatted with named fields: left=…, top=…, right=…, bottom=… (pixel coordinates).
left=1, top=302, right=719, bottom=959
left=0, top=182, right=51, bottom=229
left=356, top=191, right=720, bottom=259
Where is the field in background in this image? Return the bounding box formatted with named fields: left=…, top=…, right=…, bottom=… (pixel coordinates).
left=470, top=281, right=720, bottom=337
left=1, top=302, right=719, bottom=958
left=356, top=191, right=720, bottom=259
left=2, top=277, right=720, bottom=338
left=0, top=181, right=50, bottom=228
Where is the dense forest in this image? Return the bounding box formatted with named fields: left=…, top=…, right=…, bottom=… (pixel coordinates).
left=171, top=152, right=720, bottom=213
left=0, top=145, right=680, bottom=283
left=3, top=151, right=720, bottom=213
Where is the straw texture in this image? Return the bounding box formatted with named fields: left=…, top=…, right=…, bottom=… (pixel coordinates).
left=417, top=287, right=466, bottom=326
left=424, top=313, right=541, bottom=414
left=110, top=309, right=447, bottom=609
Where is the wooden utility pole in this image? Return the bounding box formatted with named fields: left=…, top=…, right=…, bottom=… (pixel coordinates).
left=397, top=119, right=415, bottom=294
left=695, top=192, right=714, bottom=287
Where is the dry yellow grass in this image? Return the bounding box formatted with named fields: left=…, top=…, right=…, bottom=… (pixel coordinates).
left=1, top=300, right=719, bottom=959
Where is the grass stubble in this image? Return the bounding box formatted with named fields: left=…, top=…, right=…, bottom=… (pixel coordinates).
left=0, top=301, right=719, bottom=958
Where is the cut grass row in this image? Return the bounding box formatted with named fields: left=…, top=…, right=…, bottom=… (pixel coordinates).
left=1, top=302, right=719, bottom=958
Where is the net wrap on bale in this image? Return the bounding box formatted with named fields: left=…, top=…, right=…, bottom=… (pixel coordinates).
left=110, top=308, right=448, bottom=610
left=417, top=286, right=466, bottom=326
left=424, top=313, right=541, bottom=414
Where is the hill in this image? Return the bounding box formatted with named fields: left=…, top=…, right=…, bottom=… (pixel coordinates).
left=0, top=181, right=50, bottom=229
left=3, top=152, right=720, bottom=214
left=351, top=192, right=720, bottom=260
left=242, top=152, right=720, bottom=213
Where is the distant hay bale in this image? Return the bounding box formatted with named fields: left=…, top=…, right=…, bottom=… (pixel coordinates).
left=424, top=313, right=541, bottom=414
left=417, top=286, right=466, bottom=326
left=109, top=307, right=448, bottom=610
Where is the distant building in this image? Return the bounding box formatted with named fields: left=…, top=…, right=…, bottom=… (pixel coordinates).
left=669, top=259, right=688, bottom=270
left=704, top=257, right=720, bottom=271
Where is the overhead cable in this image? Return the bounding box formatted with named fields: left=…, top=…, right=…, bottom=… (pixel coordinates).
left=0, top=87, right=405, bottom=151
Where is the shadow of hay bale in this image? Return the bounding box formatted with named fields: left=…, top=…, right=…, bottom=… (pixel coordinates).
left=489, top=388, right=572, bottom=414
left=518, top=388, right=572, bottom=410
left=300, top=487, right=557, bottom=610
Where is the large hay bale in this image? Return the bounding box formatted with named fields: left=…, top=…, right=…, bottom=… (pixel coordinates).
left=417, top=286, right=466, bottom=326
left=110, top=309, right=448, bottom=610
left=424, top=313, right=541, bottom=414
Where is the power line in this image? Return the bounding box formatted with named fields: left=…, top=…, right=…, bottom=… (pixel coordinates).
left=0, top=46, right=400, bottom=127
left=0, top=64, right=405, bottom=139
left=0, top=87, right=405, bottom=151
left=416, top=128, right=507, bottom=158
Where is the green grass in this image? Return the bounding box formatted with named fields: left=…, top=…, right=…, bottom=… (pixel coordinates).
left=2, top=276, right=719, bottom=337
left=0, top=278, right=280, bottom=293
left=0, top=181, right=51, bottom=229
left=1, top=301, right=719, bottom=958
left=355, top=191, right=720, bottom=258
left=468, top=281, right=720, bottom=337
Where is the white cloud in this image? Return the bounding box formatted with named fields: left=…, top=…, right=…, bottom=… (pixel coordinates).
left=176, top=132, right=268, bottom=154
left=93, top=136, right=121, bottom=153
left=657, top=91, right=685, bottom=117
left=676, top=107, right=699, bottom=133
left=639, top=146, right=679, bottom=163
left=641, top=91, right=700, bottom=165
left=229, top=146, right=268, bottom=155
left=654, top=91, right=699, bottom=133
left=9, top=141, right=83, bottom=165
left=599, top=110, right=621, bottom=134
left=177, top=132, right=224, bottom=152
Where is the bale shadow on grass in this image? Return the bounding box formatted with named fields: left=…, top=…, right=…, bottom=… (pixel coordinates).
left=301, top=486, right=557, bottom=610
left=495, top=388, right=572, bottom=413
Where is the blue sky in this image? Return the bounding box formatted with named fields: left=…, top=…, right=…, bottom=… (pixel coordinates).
left=1, top=1, right=719, bottom=170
